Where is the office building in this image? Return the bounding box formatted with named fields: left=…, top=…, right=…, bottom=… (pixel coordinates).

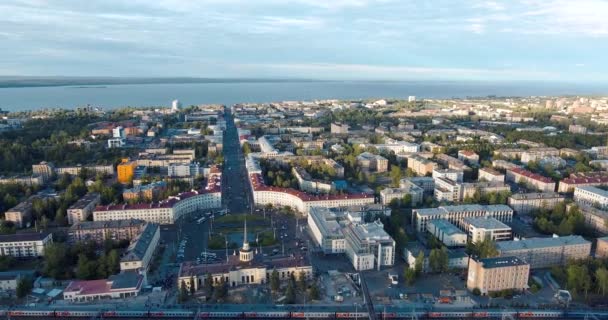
left=497, top=236, right=591, bottom=269
left=343, top=220, right=395, bottom=271
left=413, top=204, right=513, bottom=233
left=427, top=219, right=467, bottom=247
left=467, top=256, right=529, bottom=295
left=463, top=216, right=512, bottom=243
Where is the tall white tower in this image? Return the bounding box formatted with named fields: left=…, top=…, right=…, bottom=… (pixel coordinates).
left=171, top=99, right=181, bottom=112
left=239, top=219, right=253, bottom=262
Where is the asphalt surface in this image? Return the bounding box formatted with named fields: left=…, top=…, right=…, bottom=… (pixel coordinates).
left=222, top=108, right=252, bottom=214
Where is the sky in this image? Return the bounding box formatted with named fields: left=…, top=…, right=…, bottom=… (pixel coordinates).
left=1, top=0, right=608, bottom=82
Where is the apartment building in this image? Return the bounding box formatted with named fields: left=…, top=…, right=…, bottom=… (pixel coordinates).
left=508, top=192, right=566, bottom=214
left=506, top=168, right=555, bottom=192
left=401, top=177, right=435, bottom=195
left=558, top=174, right=608, bottom=193
left=478, top=167, right=505, bottom=183
left=493, top=148, right=524, bottom=160
left=427, top=219, right=467, bottom=247
left=597, top=237, right=608, bottom=258
left=574, top=185, right=608, bottom=209
left=435, top=154, right=471, bottom=171
left=119, top=223, right=160, bottom=274
left=520, top=147, right=560, bottom=164
left=122, top=181, right=167, bottom=201
left=356, top=152, right=388, bottom=173
left=67, top=192, right=101, bottom=225
left=497, top=236, right=591, bottom=269
left=68, top=219, right=146, bottom=244
left=167, top=162, right=203, bottom=177
left=0, top=175, right=43, bottom=187
left=380, top=184, right=423, bottom=206
left=55, top=164, right=114, bottom=176
left=407, top=155, right=438, bottom=176
left=0, top=233, right=53, bottom=257
left=292, top=167, right=333, bottom=194
left=330, top=122, right=349, bottom=134
left=32, top=161, right=55, bottom=181
left=467, top=256, right=529, bottom=295
left=117, top=159, right=138, bottom=184
left=492, top=160, right=520, bottom=171
left=574, top=205, right=608, bottom=234
left=433, top=168, right=464, bottom=183
left=458, top=150, right=480, bottom=165
left=434, top=177, right=462, bottom=202
left=413, top=204, right=513, bottom=233
left=463, top=216, right=512, bottom=243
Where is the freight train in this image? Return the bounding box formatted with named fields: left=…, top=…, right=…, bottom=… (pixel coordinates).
left=2, top=308, right=608, bottom=319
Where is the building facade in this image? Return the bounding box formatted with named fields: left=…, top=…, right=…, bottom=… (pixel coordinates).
left=0, top=233, right=53, bottom=257
left=67, top=193, right=101, bottom=225
left=463, top=216, right=512, bottom=243
left=508, top=192, right=566, bottom=214
left=467, top=256, right=529, bottom=295
left=427, top=219, right=467, bottom=247
left=413, top=204, right=513, bottom=233
left=497, top=236, right=591, bottom=269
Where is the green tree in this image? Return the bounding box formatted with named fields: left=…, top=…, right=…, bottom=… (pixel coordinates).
left=308, top=282, right=320, bottom=300
left=596, top=267, right=608, bottom=296
left=390, top=166, right=402, bottom=187
left=189, top=276, right=196, bottom=295
left=0, top=256, right=16, bottom=271
left=285, top=279, right=296, bottom=304
left=76, top=254, right=95, bottom=280
left=43, top=243, right=70, bottom=279
left=414, top=251, right=424, bottom=275
left=297, top=270, right=307, bottom=292
left=203, top=273, right=214, bottom=297
left=213, top=277, right=228, bottom=302
left=179, top=280, right=189, bottom=303
left=429, top=247, right=449, bottom=273
left=16, top=277, right=33, bottom=298
left=404, top=268, right=416, bottom=286
left=270, top=269, right=280, bottom=292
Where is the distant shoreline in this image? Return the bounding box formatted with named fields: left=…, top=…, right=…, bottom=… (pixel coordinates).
left=0, top=77, right=325, bottom=89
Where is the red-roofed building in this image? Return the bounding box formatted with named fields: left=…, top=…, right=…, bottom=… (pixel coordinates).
left=63, top=272, right=143, bottom=302
left=506, top=168, right=555, bottom=192
left=249, top=173, right=373, bottom=215
left=558, top=174, right=608, bottom=193
left=93, top=177, right=221, bottom=224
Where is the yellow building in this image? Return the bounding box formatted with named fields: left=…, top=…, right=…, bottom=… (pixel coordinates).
left=467, top=256, right=529, bottom=295
left=117, top=159, right=137, bottom=184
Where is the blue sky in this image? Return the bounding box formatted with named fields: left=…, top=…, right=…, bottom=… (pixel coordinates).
left=1, top=0, right=608, bottom=81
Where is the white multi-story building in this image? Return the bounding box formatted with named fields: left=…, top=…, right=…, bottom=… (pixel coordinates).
left=478, top=167, right=505, bottom=183
left=380, top=184, right=423, bottom=206
left=94, top=175, right=221, bottom=224
left=412, top=204, right=513, bottom=233
left=463, top=216, right=512, bottom=243
left=574, top=185, right=608, bottom=209
left=343, top=220, right=395, bottom=271
left=497, top=236, right=591, bottom=269
left=506, top=168, right=555, bottom=192
left=427, top=219, right=467, bottom=247
left=434, top=177, right=462, bottom=202
left=401, top=177, right=435, bottom=195
left=307, top=207, right=348, bottom=254
left=508, top=192, right=566, bottom=214
left=356, top=152, right=388, bottom=173
left=167, top=162, right=203, bottom=177
left=0, top=233, right=53, bottom=257
left=433, top=168, right=464, bottom=183
left=520, top=147, right=560, bottom=164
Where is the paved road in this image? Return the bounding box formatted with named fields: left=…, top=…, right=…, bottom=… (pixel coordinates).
left=222, top=107, right=252, bottom=214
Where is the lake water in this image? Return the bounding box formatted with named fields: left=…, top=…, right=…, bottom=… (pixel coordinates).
left=1, top=80, right=607, bottom=111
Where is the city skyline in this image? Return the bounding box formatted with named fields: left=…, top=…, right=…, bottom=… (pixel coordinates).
left=1, top=0, right=608, bottom=82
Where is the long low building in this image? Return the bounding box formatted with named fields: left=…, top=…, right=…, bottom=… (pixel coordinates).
left=508, top=192, right=566, bottom=214
left=497, top=235, right=591, bottom=269
left=412, top=204, right=513, bottom=233
left=249, top=173, right=374, bottom=215
left=558, top=175, right=608, bottom=193
left=68, top=219, right=146, bottom=244
left=94, top=175, right=221, bottom=224
left=427, top=219, right=467, bottom=247
left=506, top=168, right=555, bottom=192
left=574, top=185, right=608, bottom=209
left=63, top=272, right=143, bottom=302
left=120, top=223, right=160, bottom=275
left=0, top=233, right=53, bottom=257
left=574, top=204, right=608, bottom=235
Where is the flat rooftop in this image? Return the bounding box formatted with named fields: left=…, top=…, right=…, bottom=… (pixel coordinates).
left=478, top=256, right=528, bottom=268
left=497, top=235, right=590, bottom=251
left=464, top=216, right=511, bottom=230
left=428, top=219, right=465, bottom=236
